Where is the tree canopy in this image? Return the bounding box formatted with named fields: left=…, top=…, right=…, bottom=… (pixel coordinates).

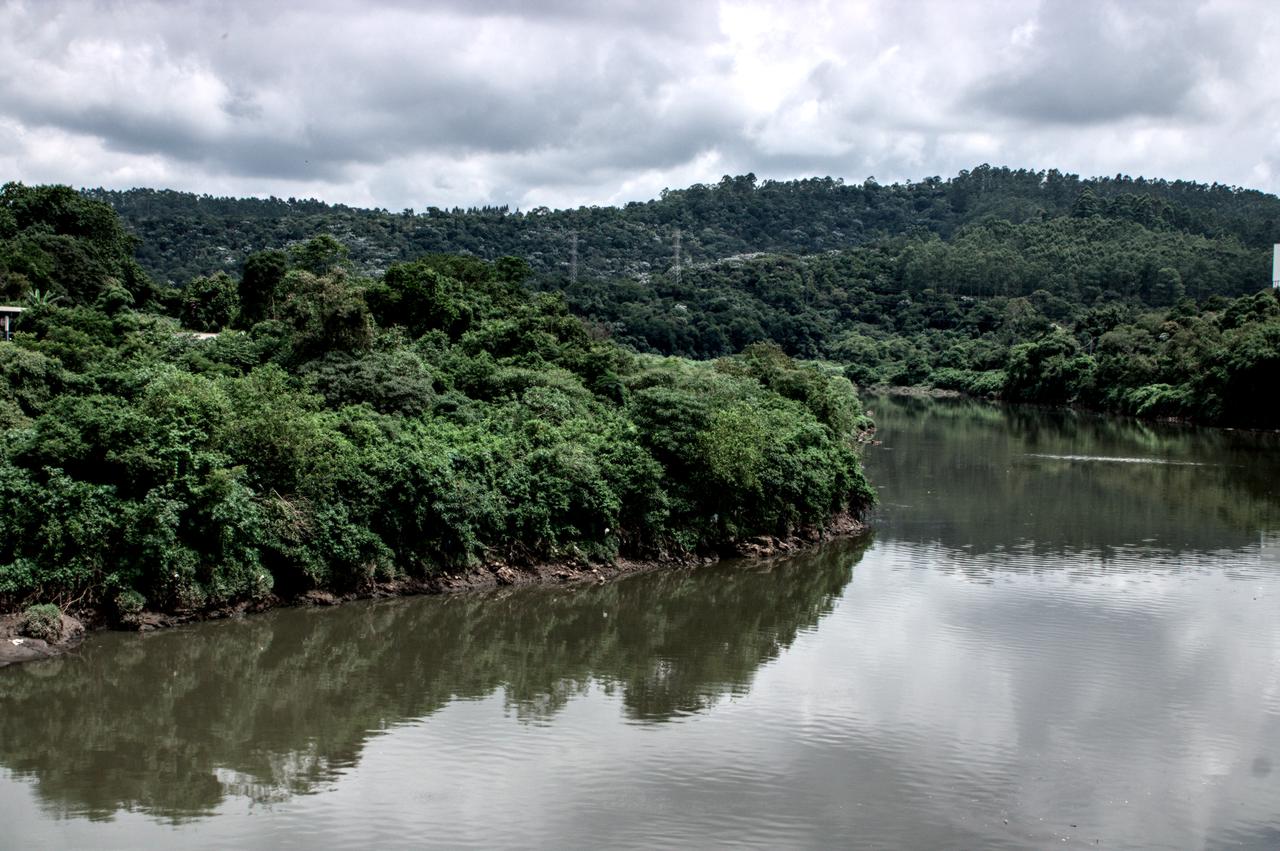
left=0, top=195, right=874, bottom=619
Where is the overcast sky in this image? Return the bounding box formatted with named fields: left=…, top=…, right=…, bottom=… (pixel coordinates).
left=1, top=0, right=1277, bottom=211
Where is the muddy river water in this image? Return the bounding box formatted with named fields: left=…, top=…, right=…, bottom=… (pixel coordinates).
left=2, top=394, right=1279, bottom=848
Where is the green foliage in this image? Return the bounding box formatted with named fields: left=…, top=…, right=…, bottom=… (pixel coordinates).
left=0, top=182, right=159, bottom=308
left=114, top=589, right=145, bottom=617
left=366, top=260, right=472, bottom=338
left=625, top=354, right=872, bottom=549
left=18, top=603, right=62, bottom=641
left=72, top=168, right=1279, bottom=429
left=9, top=160, right=1276, bottom=624
left=180, top=272, right=239, bottom=331
left=290, top=234, right=350, bottom=276
left=0, top=202, right=875, bottom=616
left=0, top=344, right=67, bottom=419
left=88, top=165, right=1280, bottom=289
left=238, top=250, right=287, bottom=326
left=300, top=346, right=436, bottom=416
left=276, top=269, right=374, bottom=360
left=1003, top=330, right=1093, bottom=404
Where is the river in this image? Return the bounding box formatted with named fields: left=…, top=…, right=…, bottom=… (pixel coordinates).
left=2, top=394, right=1279, bottom=849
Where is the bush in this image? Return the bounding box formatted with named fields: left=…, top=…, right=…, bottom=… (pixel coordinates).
left=114, top=590, right=145, bottom=616
left=18, top=603, right=62, bottom=642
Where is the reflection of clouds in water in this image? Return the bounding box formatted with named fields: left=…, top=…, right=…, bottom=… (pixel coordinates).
left=882, top=537, right=1278, bottom=583
left=280, top=541, right=1280, bottom=848
left=2, top=538, right=1276, bottom=848
left=1025, top=453, right=1208, bottom=466
left=0, top=540, right=869, bottom=837
left=756, top=540, right=1280, bottom=847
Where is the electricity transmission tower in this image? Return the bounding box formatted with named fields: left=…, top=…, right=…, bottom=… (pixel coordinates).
left=569, top=230, right=578, bottom=284
left=673, top=227, right=682, bottom=286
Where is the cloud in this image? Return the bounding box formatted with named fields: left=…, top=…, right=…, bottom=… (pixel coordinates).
left=967, top=0, right=1238, bottom=125
left=0, top=0, right=1276, bottom=210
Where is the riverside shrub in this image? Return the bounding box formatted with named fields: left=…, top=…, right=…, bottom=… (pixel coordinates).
left=18, top=603, right=61, bottom=642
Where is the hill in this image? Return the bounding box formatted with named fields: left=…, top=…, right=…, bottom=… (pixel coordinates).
left=83, top=165, right=1280, bottom=427
left=89, top=166, right=1280, bottom=287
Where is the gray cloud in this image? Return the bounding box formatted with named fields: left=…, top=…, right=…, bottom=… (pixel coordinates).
left=0, top=0, right=1276, bottom=210
left=967, top=0, right=1237, bottom=124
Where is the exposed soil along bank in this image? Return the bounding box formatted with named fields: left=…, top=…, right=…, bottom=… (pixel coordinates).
left=0, top=516, right=869, bottom=668
left=867, top=384, right=963, bottom=399
left=0, top=612, right=85, bottom=668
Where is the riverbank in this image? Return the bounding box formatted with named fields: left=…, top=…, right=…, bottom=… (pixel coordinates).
left=866, top=384, right=963, bottom=399
left=864, top=382, right=1280, bottom=434
left=0, top=513, right=867, bottom=668
left=0, top=611, right=85, bottom=667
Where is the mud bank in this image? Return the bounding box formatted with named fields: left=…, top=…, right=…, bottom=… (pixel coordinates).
left=866, top=384, right=964, bottom=399
left=0, top=515, right=868, bottom=667
left=0, top=612, right=86, bottom=668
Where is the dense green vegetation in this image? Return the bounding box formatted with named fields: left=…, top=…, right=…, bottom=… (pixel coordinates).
left=582, top=238, right=1280, bottom=426
left=0, top=183, right=874, bottom=618
left=3, top=162, right=1279, bottom=617
left=17, top=602, right=62, bottom=642
left=89, top=166, right=1280, bottom=285
left=91, top=165, right=1280, bottom=427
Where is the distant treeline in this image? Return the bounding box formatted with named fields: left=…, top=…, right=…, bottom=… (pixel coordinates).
left=552, top=222, right=1279, bottom=427
left=88, top=164, right=1280, bottom=285
left=86, top=164, right=1280, bottom=428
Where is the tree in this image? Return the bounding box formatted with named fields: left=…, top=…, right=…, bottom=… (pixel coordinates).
left=1151, top=267, right=1185, bottom=306
left=239, top=250, right=288, bottom=326
left=181, top=272, right=239, bottom=331
left=0, top=182, right=159, bottom=307
left=365, top=260, right=471, bottom=338
left=290, top=234, right=349, bottom=276
left=277, top=269, right=374, bottom=360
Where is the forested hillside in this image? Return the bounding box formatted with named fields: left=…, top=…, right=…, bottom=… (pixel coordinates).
left=552, top=219, right=1280, bottom=426
left=88, top=165, right=1280, bottom=428
left=0, top=184, right=874, bottom=619
left=90, top=166, right=1280, bottom=286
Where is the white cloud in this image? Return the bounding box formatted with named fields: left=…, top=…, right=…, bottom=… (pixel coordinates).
left=0, top=0, right=1276, bottom=209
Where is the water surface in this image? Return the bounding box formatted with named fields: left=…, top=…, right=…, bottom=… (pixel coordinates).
left=3, top=395, right=1279, bottom=848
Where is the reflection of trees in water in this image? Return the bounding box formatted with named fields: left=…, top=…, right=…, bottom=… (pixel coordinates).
left=866, top=395, right=1280, bottom=558
left=0, top=537, right=868, bottom=822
